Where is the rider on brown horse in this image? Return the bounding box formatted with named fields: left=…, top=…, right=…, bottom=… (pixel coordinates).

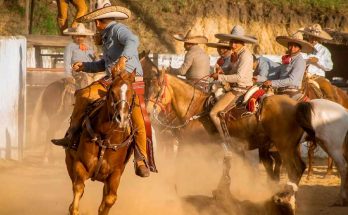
left=206, top=40, right=232, bottom=74
left=170, top=30, right=210, bottom=82
left=52, top=0, right=152, bottom=177
left=209, top=25, right=257, bottom=150
left=300, top=24, right=333, bottom=77
left=263, top=32, right=314, bottom=98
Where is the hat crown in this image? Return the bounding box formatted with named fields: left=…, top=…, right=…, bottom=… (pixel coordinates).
left=184, top=29, right=193, bottom=39
left=230, top=25, right=246, bottom=36
left=95, top=0, right=111, bottom=10
left=75, top=23, right=87, bottom=33
left=308, top=23, right=323, bottom=36
left=291, top=32, right=304, bottom=40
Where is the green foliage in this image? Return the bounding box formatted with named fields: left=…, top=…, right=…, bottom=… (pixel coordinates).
left=268, top=0, right=347, bottom=9
left=31, top=0, right=59, bottom=35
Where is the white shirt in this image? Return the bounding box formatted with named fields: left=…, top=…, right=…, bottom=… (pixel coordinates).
left=304, top=43, right=333, bottom=77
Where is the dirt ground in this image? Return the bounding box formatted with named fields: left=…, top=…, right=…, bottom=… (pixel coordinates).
left=0, top=143, right=347, bottom=215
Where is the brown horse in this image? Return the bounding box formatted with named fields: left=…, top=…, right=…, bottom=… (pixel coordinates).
left=65, top=71, right=136, bottom=215
left=303, top=74, right=348, bottom=178
left=146, top=70, right=306, bottom=184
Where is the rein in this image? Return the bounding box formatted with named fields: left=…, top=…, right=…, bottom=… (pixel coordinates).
left=149, top=74, right=209, bottom=129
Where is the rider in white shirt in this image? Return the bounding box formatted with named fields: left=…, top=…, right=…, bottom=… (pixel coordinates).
left=300, top=24, right=333, bottom=77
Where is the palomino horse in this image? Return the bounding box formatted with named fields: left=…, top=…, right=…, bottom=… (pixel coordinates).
left=303, top=75, right=348, bottom=178
left=296, top=99, right=348, bottom=206
left=146, top=70, right=305, bottom=184
left=65, top=71, right=136, bottom=215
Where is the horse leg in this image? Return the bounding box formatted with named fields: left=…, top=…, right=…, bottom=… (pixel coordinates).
left=317, top=140, right=348, bottom=206
left=69, top=161, right=87, bottom=215
left=271, top=151, right=282, bottom=182
left=259, top=148, right=276, bottom=181
left=325, top=156, right=334, bottom=177
left=98, top=172, right=122, bottom=215
left=307, top=141, right=316, bottom=180
left=281, top=144, right=306, bottom=185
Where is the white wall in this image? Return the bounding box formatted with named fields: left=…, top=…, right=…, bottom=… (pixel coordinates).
left=0, top=36, right=26, bottom=160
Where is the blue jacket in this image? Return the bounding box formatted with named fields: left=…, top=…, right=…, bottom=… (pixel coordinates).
left=271, top=53, right=306, bottom=88
left=83, top=21, right=143, bottom=76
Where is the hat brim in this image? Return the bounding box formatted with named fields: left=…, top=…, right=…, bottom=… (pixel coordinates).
left=276, top=36, right=314, bottom=53
left=215, top=33, right=258, bottom=44
left=63, top=28, right=94, bottom=36
left=300, top=30, right=333, bottom=41
left=206, top=42, right=230, bottom=48
left=173, top=34, right=208, bottom=44
left=76, top=6, right=131, bottom=23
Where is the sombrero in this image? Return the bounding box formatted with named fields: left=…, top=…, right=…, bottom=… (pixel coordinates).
left=276, top=32, right=315, bottom=53
left=215, top=25, right=257, bottom=44
left=75, top=0, right=131, bottom=23
left=173, top=29, right=208, bottom=44
left=63, top=23, right=94, bottom=36
left=206, top=40, right=230, bottom=48
left=299, top=24, right=333, bottom=41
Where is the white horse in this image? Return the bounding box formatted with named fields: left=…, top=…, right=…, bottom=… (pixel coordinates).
left=296, top=99, right=348, bottom=206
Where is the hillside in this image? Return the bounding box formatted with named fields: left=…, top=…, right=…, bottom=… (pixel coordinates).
left=1, top=0, right=348, bottom=54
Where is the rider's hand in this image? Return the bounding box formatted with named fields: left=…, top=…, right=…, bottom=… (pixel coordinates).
left=263, top=80, right=272, bottom=87
left=308, top=57, right=318, bottom=64
left=252, top=76, right=258, bottom=84
left=72, top=62, right=84, bottom=72
left=215, top=65, right=224, bottom=74
left=112, top=56, right=127, bottom=76
left=211, top=72, right=219, bottom=80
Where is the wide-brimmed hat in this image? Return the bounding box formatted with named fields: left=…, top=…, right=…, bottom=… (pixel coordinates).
left=276, top=32, right=314, bottom=53
left=63, top=23, right=94, bottom=36
left=299, top=24, right=333, bottom=41
left=215, top=25, right=258, bottom=44
left=75, top=0, right=131, bottom=23
left=173, top=29, right=208, bottom=44
left=206, top=40, right=230, bottom=48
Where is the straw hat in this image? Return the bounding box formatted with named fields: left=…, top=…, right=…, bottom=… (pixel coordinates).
left=206, top=40, right=230, bottom=48
left=63, top=23, right=94, bottom=36
left=75, top=0, right=131, bottom=23
left=276, top=32, right=315, bottom=53
left=215, top=25, right=257, bottom=44
left=173, top=29, right=208, bottom=44
left=299, top=24, right=333, bottom=40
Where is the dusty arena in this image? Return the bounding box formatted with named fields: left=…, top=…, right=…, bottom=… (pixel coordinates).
left=1, top=1, right=348, bottom=215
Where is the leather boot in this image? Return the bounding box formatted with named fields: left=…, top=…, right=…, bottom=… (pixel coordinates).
left=51, top=126, right=77, bottom=147
left=135, top=161, right=150, bottom=177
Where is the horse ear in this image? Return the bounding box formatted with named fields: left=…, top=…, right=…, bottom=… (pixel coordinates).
left=129, top=70, right=136, bottom=82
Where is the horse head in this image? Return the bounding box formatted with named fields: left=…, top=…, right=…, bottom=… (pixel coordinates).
left=145, top=68, right=172, bottom=118
left=107, top=70, right=136, bottom=128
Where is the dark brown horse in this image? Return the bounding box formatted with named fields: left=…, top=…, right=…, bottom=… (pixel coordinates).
left=65, top=71, right=136, bottom=215
left=303, top=74, right=348, bottom=178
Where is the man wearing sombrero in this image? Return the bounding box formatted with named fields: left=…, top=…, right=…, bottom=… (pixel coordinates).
left=63, top=23, right=97, bottom=87
left=52, top=0, right=152, bottom=177
left=300, top=24, right=333, bottom=77
left=263, top=32, right=314, bottom=96
left=209, top=25, right=256, bottom=146
left=206, top=40, right=232, bottom=74
left=171, top=30, right=210, bottom=82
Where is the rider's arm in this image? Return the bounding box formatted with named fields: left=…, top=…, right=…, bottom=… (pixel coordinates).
left=83, top=59, right=106, bottom=73
left=171, top=51, right=194, bottom=76
left=64, top=44, right=73, bottom=76
left=115, top=24, right=139, bottom=61
left=315, top=46, right=333, bottom=72
left=218, top=50, right=253, bottom=85
left=271, top=56, right=306, bottom=88
left=255, top=59, right=269, bottom=82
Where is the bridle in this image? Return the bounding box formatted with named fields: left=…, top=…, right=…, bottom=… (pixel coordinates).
left=147, top=73, right=210, bottom=129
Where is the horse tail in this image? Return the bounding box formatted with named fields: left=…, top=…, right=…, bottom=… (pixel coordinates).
left=295, top=102, right=315, bottom=141
left=30, top=90, right=46, bottom=145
